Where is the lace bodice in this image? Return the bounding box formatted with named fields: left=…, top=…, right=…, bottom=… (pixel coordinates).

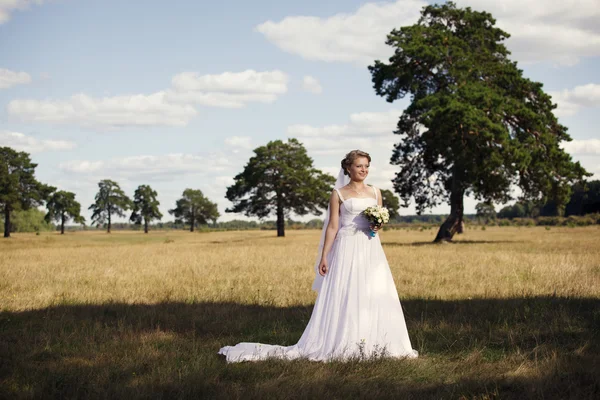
left=334, top=186, right=378, bottom=238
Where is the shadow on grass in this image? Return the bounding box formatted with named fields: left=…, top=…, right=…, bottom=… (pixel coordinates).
left=1, top=297, right=598, bottom=399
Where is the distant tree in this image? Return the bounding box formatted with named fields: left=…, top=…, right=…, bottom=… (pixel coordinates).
left=2, top=208, right=54, bottom=233
left=130, top=185, right=162, bottom=233
left=582, top=181, right=600, bottom=214
left=380, top=189, right=401, bottom=220
left=305, top=218, right=324, bottom=229
left=169, top=189, right=219, bottom=232
left=539, top=200, right=560, bottom=217
left=497, top=203, right=525, bottom=219
left=564, top=180, right=600, bottom=216
left=45, top=190, right=85, bottom=234
left=89, top=179, right=132, bottom=233
left=0, top=147, right=54, bottom=238
left=369, top=2, right=589, bottom=242
left=521, top=201, right=541, bottom=218
left=564, top=182, right=586, bottom=217
left=475, top=201, right=496, bottom=223
left=226, top=138, right=335, bottom=237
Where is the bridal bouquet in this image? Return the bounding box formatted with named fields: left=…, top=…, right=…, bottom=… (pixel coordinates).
left=363, top=205, right=390, bottom=237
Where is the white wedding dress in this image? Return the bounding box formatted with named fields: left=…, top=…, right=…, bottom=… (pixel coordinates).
left=218, top=186, right=418, bottom=362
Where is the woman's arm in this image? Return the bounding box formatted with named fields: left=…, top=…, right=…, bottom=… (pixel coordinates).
left=319, top=190, right=340, bottom=276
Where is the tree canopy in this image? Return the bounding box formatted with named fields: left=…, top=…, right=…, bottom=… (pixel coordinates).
left=0, top=147, right=54, bottom=238
left=225, top=138, right=335, bottom=237
left=45, top=190, right=85, bottom=234
left=89, top=179, right=132, bottom=233
left=380, top=189, right=401, bottom=220
left=130, top=185, right=162, bottom=233
left=169, top=189, right=219, bottom=232
left=369, top=2, right=589, bottom=242
left=475, top=201, right=496, bottom=222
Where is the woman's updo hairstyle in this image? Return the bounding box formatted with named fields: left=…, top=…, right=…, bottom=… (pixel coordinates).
left=341, top=150, right=371, bottom=176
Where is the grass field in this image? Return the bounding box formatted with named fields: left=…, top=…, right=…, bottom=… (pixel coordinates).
left=1, top=227, right=599, bottom=399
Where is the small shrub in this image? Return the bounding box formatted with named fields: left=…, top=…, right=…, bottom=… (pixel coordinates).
left=498, top=219, right=511, bottom=227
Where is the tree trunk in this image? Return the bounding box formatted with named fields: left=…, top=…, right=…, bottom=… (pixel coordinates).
left=144, top=218, right=148, bottom=234
left=276, top=199, right=285, bottom=237
left=107, top=211, right=111, bottom=233
left=190, top=209, right=195, bottom=232
left=60, top=212, right=65, bottom=234
left=434, top=179, right=465, bottom=243
left=3, top=207, right=10, bottom=238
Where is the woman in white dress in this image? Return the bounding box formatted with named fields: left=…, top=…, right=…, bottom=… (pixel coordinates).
left=219, top=150, right=418, bottom=362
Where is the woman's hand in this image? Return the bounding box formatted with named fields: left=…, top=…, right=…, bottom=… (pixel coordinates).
left=319, top=258, right=328, bottom=276
left=370, top=224, right=381, bottom=232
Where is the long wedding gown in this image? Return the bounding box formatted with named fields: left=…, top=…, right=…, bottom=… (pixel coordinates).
left=218, top=186, right=418, bottom=362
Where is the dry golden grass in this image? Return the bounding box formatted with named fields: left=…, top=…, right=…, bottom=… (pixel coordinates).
left=2, top=226, right=599, bottom=310
left=1, top=226, right=599, bottom=399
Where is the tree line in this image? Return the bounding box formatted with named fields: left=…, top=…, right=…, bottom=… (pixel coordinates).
left=0, top=146, right=221, bottom=237
left=1, top=140, right=408, bottom=238
left=474, top=180, right=600, bottom=221
left=0, top=138, right=344, bottom=238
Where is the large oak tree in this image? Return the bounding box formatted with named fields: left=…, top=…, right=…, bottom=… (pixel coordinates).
left=45, top=190, right=85, bottom=234
left=369, top=2, right=589, bottom=242
left=89, top=179, right=132, bottom=233
left=0, top=147, right=54, bottom=238
left=226, top=138, right=335, bottom=237
left=169, top=189, right=219, bottom=232
left=130, top=184, right=162, bottom=233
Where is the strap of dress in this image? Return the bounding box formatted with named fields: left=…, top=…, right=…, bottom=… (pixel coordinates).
left=334, top=188, right=344, bottom=202
left=372, top=185, right=377, bottom=201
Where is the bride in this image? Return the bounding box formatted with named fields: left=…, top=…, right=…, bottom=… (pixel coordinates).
left=219, top=150, right=418, bottom=362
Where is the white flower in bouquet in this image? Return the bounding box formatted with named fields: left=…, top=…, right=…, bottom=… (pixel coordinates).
left=363, top=205, right=390, bottom=237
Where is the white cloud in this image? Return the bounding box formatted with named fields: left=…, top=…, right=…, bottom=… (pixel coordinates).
left=165, top=91, right=279, bottom=109
left=60, top=153, right=233, bottom=181
left=168, top=70, right=289, bottom=108
left=0, top=131, right=76, bottom=153
left=0, top=0, right=46, bottom=24
left=288, top=110, right=400, bottom=197
left=8, top=70, right=289, bottom=127
left=592, top=165, right=600, bottom=180
left=8, top=92, right=198, bottom=128
left=0, top=68, right=32, bottom=88
left=256, top=0, right=426, bottom=65
left=257, top=0, right=600, bottom=66
left=456, top=0, right=600, bottom=66
left=288, top=110, right=401, bottom=140
left=287, top=110, right=400, bottom=187
left=550, top=83, right=600, bottom=117
left=297, top=135, right=397, bottom=157
left=561, top=139, right=600, bottom=156
left=348, top=110, right=402, bottom=134
left=224, top=136, right=253, bottom=150
left=172, top=70, right=288, bottom=94
left=302, top=76, right=323, bottom=94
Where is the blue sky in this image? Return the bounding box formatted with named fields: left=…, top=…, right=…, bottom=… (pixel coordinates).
left=1, top=0, right=599, bottom=222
